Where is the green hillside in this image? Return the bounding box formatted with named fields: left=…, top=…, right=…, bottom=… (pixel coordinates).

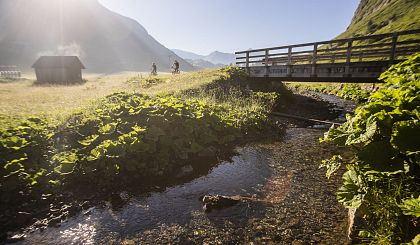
left=337, top=0, right=420, bottom=39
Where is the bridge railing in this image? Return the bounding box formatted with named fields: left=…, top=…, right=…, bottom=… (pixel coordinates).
left=235, top=29, right=420, bottom=69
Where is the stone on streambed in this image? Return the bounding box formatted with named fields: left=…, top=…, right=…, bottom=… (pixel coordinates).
left=200, top=195, right=243, bottom=212
left=6, top=233, right=26, bottom=243
left=14, top=211, right=32, bottom=226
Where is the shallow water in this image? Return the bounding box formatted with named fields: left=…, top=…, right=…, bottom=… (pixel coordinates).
left=16, top=146, right=275, bottom=244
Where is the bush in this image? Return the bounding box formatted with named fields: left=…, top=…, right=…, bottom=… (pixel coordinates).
left=53, top=92, right=275, bottom=184
left=321, top=53, right=420, bottom=243
left=0, top=117, right=54, bottom=203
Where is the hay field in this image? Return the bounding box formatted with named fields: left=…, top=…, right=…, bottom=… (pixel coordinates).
left=0, top=69, right=221, bottom=124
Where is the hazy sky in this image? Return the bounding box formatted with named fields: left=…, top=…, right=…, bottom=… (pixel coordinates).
left=98, top=0, right=360, bottom=55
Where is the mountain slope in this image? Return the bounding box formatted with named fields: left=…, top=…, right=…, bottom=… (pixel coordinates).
left=171, top=49, right=204, bottom=61
left=0, top=0, right=193, bottom=72
left=172, top=49, right=235, bottom=66
left=205, top=51, right=236, bottom=65
left=337, top=0, right=420, bottom=39
left=185, top=59, right=224, bottom=69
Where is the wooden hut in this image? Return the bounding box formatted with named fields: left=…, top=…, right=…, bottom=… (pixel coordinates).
left=32, top=56, right=85, bottom=84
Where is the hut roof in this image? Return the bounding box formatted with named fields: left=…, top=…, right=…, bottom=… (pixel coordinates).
left=32, top=56, right=85, bottom=69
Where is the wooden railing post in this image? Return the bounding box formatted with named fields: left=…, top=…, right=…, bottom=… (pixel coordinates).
left=390, top=33, right=398, bottom=63
left=245, top=51, right=250, bottom=74
left=311, top=43, right=318, bottom=76
left=264, top=50, right=269, bottom=66
left=345, top=39, right=353, bottom=76
left=265, top=49, right=270, bottom=77
left=286, top=47, right=292, bottom=76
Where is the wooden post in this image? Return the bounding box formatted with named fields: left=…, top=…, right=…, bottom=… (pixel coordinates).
left=390, top=33, right=398, bottom=63
left=287, top=47, right=292, bottom=76
left=265, top=49, right=270, bottom=77
left=265, top=50, right=269, bottom=66
left=345, top=39, right=353, bottom=76
left=287, top=47, right=292, bottom=65
left=245, top=51, right=250, bottom=74
left=311, top=43, right=318, bottom=76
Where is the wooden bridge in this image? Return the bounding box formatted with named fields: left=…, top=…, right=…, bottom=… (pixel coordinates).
left=235, top=29, right=420, bottom=83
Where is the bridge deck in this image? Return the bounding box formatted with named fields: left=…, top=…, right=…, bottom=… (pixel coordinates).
left=235, top=29, right=420, bottom=83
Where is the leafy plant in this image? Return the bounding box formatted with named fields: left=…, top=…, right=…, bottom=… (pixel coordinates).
left=287, top=83, right=371, bottom=102
left=0, top=116, right=55, bottom=203
left=321, top=53, right=420, bottom=243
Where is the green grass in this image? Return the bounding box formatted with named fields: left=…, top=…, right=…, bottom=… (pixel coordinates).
left=0, top=67, right=281, bottom=217
left=0, top=69, right=225, bottom=127
left=337, top=0, right=420, bottom=39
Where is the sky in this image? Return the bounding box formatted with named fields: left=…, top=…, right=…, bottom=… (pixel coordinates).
left=98, top=0, right=360, bottom=55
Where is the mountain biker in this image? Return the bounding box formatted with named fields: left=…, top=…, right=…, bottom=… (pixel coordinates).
left=151, top=62, right=157, bottom=75
left=172, top=60, right=180, bottom=74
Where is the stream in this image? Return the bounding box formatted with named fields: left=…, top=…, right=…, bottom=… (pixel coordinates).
left=9, top=92, right=355, bottom=244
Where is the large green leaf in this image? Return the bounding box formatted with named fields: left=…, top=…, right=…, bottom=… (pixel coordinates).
left=391, top=120, right=420, bottom=154
left=336, top=168, right=366, bottom=208
left=357, top=141, right=404, bottom=172
left=399, top=197, right=420, bottom=217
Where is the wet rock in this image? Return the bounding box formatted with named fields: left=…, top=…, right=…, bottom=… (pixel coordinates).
left=15, top=211, right=32, bottom=226
left=80, top=200, right=91, bottom=210
left=200, top=195, right=241, bottom=212
left=6, top=233, right=26, bottom=243
left=47, top=215, right=63, bottom=227
left=62, top=204, right=79, bottom=216
left=83, top=208, right=93, bottom=216
left=110, top=193, right=125, bottom=209
left=122, top=239, right=136, bottom=245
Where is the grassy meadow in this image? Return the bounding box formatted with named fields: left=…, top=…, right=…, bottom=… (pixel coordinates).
left=0, top=67, right=280, bottom=214
left=0, top=70, right=225, bottom=126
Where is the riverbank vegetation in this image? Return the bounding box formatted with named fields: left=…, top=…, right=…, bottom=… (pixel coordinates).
left=286, top=82, right=373, bottom=103
left=321, top=53, right=420, bottom=244
left=0, top=67, right=281, bottom=237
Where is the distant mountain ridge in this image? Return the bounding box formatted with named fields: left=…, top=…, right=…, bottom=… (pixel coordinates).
left=0, top=0, right=193, bottom=72
left=337, top=0, right=420, bottom=39
left=172, top=49, right=235, bottom=68
left=185, top=59, right=224, bottom=69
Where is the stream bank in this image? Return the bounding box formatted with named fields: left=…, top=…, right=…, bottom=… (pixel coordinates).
left=6, top=90, right=356, bottom=244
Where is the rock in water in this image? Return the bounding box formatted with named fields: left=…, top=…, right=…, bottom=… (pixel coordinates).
left=14, top=212, right=32, bottom=226
left=200, top=195, right=241, bottom=212
left=7, top=233, right=26, bottom=243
